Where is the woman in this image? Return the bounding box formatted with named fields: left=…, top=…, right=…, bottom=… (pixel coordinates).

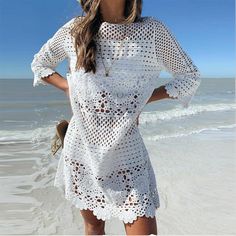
left=31, top=0, right=201, bottom=235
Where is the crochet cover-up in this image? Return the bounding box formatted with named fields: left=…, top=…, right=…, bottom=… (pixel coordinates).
left=31, top=16, right=201, bottom=224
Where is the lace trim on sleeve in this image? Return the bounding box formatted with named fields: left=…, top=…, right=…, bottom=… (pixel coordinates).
left=164, top=71, right=201, bottom=108
left=32, top=69, right=57, bottom=87
left=152, top=17, right=202, bottom=108
left=31, top=17, right=76, bottom=87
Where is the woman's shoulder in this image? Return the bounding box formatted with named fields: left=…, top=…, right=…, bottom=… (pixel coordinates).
left=145, top=16, right=167, bottom=28
left=144, top=16, right=174, bottom=37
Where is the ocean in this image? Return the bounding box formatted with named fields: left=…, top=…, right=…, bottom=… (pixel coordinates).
left=0, top=77, right=235, bottom=235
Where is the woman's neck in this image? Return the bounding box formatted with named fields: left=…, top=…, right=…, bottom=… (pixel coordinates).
left=99, top=0, right=126, bottom=23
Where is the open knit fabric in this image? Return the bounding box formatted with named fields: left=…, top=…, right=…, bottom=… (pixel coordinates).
left=31, top=16, right=201, bottom=224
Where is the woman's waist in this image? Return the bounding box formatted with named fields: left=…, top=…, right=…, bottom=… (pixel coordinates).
left=67, top=116, right=142, bottom=147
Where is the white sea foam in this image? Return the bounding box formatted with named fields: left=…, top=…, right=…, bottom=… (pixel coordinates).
left=1, top=102, right=235, bottom=144
left=145, top=124, right=236, bottom=141
left=0, top=126, right=54, bottom=145
left=140, top=103, right=236, bottom=123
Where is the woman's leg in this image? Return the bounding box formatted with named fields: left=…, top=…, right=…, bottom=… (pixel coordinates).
left=80, top=209, right=106, bottom=235
left=123, top=215, right=158, bottom=235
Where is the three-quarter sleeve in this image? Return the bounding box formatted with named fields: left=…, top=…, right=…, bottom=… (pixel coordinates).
left=31, top=18, right=75, bottom=87
left=153, top=18, right=202, bottom=108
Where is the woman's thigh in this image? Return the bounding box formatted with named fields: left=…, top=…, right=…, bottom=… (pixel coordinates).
left=123, top=215, right=158, bottom=235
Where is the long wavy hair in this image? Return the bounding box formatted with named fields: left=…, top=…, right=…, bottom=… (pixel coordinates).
left=70, top=0, right=143, bottom=74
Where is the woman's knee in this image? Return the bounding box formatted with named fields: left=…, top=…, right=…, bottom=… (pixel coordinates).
left=84, top=219, right=105, bottom=231
left=80, top=209, right=105, bottom=234
left=85, top=222, right=105, bottom=235
left=123, top=215, right=158, bottom=235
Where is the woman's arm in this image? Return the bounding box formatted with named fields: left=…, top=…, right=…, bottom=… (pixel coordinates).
left=146, top=85, right=170, bottom=104
left=40, top=72, right=69, bottom=92
left=31, top=18, right=76, bottom=94
left=152, top=18, right=202, bottom=108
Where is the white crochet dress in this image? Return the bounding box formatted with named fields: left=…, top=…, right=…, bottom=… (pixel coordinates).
left=31, top=16, right=201, bottom=224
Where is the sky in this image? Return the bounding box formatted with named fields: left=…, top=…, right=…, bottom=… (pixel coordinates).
left=0, top=0, right=235, bottom=79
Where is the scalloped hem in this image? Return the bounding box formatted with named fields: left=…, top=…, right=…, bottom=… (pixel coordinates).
left=33, top=69, right=57, bottom=87
left=53, top=147, right=160, bottom=224
left=53, top=182, right=160, bottom=224
left=164, top=84, right=194, bottom=109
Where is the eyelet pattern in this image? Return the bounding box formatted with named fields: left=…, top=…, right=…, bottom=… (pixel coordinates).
left=31, top=15, right=201, bottom=224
